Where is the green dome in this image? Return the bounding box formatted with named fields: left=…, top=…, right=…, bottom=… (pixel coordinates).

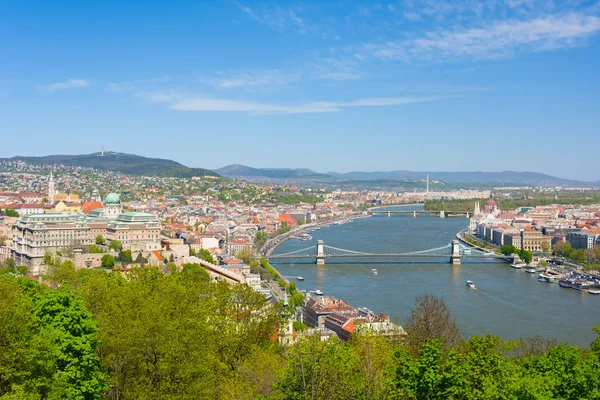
left=104, top=193, right=121, bottom=204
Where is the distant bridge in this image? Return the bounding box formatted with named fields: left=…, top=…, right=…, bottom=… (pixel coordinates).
left=268, top=240, right=512, bottom=265
left=367, top=210, right=471, bottom=218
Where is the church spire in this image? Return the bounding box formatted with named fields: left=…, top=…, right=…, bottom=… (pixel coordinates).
left=48, top=171, right=55, bottom=204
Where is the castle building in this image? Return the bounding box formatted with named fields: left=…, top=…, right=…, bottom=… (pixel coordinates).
left=11, top=193, right=161, bottom=272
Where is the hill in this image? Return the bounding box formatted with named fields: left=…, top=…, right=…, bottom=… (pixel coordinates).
left=216, top=164, right=331, bottom=180
left=2, top=152, right=218, bottom=178
left=327, top=170, right=593, bottom=187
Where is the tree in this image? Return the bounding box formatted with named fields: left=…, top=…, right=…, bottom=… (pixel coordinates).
left=237, top=247, right=254, bottom=264
left=95, top=235, right=106, bottom=245
left=500, top=245, right=517, bottom=256
left=4, top=257, right=15, bottom=271
left=518, top=249, right=533, bottom=264
left=109, top=240, right=122, bottom=252
left=101, top=254, right=115, bottom=269
left=404, top=294, right=461, bottom=353
left=196, top=248, right=215, bottom=264
left=1, top=208, right=19, bottom=217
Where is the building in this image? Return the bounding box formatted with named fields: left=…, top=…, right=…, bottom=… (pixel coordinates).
left=11, top=193, right=161, bottom=271
left=566, top=231, right=596, bottom=250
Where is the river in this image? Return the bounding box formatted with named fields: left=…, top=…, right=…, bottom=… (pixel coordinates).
left=271, top=206, right=600, bottom=347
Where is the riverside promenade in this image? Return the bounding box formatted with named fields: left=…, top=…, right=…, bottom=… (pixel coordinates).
left=262, top=212, right=370, bottom=257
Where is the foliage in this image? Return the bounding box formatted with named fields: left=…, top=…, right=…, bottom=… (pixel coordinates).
left=254, top=231, right=270, bottom=248
left=3, top=266, right=600, bottom=399
left=108, top=240, right=122, bottom=252
left=89, top=245, right=106, bottom=254
left=404, top=294, right=461, bottom=353
left=237, top=247, right=254, bottom=264
left=500, top=244, right=517, bottom=256
left=518, top=249, right=533, bottom=264
left=100, top=254, right=115, bottom=269
left=95, top=235, right=105, bottom=246
left=0, top=208, right=19, bottom=217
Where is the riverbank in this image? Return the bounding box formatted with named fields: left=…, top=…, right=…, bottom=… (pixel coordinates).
left=262, top=212, right=371, bottom=257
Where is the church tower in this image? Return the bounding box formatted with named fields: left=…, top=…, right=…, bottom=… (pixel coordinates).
left=48, top=171, right=55, bottom=204
left=474, top=201, right=481, bottom=216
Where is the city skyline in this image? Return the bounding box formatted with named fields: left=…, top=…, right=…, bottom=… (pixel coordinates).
left=2, top=1, right=600, bottom=180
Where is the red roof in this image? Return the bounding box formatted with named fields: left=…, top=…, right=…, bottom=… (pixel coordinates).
left=153, top=250, right=163, bottom=261
left=82, top=201, right=103, bottom=214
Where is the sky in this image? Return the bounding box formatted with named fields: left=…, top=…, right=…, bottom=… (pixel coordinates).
left=1, top=0, right=599, bottom=181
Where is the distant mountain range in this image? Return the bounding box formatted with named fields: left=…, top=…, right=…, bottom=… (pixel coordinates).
left=219, top=164, right=596, bottom=187
left=326, top=170, right=592, bottom=187
left=1, top=152, right=218, bottom=178
left=216, top=164, right=330, bottom=180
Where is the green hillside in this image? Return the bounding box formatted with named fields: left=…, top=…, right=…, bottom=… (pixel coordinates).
left=3, top=152, right=219, bottom=178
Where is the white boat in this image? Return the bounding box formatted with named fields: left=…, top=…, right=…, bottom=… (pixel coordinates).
left=465, top=280, right=475, bottom=289
left=588, top=290, right=600, bottom=295
left=510, top=263, right=526, bottom=269
left=296, top=276, right=304, bottom=281
left=314, top=289, right=323, bottom=295
left=526, top=267, right=538, bottom=274
left=370, top=268, right=378, bottom=275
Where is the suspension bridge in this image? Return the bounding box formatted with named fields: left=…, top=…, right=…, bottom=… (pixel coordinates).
left=267, top=240, right=514, bottom=265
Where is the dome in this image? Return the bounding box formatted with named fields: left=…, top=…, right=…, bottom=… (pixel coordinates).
left=104, top=193, right=121, bottom=204
left=486, top=199, right=496, bottom=207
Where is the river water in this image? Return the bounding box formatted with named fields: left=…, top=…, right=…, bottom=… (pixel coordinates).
left=271, top=206, right=600, bottom=347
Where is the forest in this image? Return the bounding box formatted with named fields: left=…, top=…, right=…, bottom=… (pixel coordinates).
left=1, top=260, right=600, bottom=400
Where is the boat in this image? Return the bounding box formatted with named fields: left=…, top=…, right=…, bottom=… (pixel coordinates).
left=296, top=276, right=304, bottom=281
left=588, top=290, right=600, bottom=295
left=370, top=268, right=378, bottom=275
left=314, top=289, right=323, bottom=295
left=510, top=263, right=526, bottom=269
left=465, top=280, right=475, bottom=289
left=558, top=279, right=572, bottom=289
left=526, top=267, right=537, bottom=273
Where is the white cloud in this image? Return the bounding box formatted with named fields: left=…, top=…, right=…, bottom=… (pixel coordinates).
left=234, top=2, right=307, bottom=33
left=147, top=94, right=439, bottom=115
left=369, top=12, right=600, bottom=61
left=108, top=76, right=170, bottom=92
left=41, top=79, right=91, bottom=92
left=211, top=69, right=302, bottom=90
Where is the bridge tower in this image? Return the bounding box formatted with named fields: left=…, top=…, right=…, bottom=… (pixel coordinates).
left=413, top=210, right=416, bottom=218
left=316, top=240, right=325, bottom=265
left=450, top=240, right=461, bottom=265
left=387, top=211, right=391, bottom=217
left=440, top=210, right=445, bottom=218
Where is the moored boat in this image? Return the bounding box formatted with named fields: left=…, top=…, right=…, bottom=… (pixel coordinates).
left=558, top=279, right=572, bottom=288
left=510, top=263, right=526, bottom=269
left=588, top=290, right=600, bottom=295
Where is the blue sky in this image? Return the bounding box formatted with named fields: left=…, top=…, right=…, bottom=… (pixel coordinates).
left=1, top=0, right=599, bottom=181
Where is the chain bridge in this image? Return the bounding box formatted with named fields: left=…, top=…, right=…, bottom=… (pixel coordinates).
left=267, top=240, right=512, bottom=265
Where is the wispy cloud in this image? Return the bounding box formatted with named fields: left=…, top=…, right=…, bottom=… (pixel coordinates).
left=140, top=91, right=439, bottom=115
left=234, top=2, right=307, bottom=33
left=41, top=79, right=91, bottom=92
left=210, top=69, right=302, bottom=90
left=108, top=76, right=170, bottom=92
left=368, top=12, right=600, bottom=61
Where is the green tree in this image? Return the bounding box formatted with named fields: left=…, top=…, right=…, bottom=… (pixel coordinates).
left=1, top=208, right=19, bottom=217
left=519, top=249, right=533, bottom=264
left=95, top=235, right=105, bottom=245
left=108, top=240, right=122, bottom=252
left=101, top=254, right=115, bottom=269
left=196, top=248, right=215, bottom=264
left=500, top=245, right=517, bottom=256
left=4, top=257, right=15, bottom=271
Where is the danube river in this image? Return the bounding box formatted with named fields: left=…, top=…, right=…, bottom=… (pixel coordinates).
left=271, top=206, right=600, bottom=347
